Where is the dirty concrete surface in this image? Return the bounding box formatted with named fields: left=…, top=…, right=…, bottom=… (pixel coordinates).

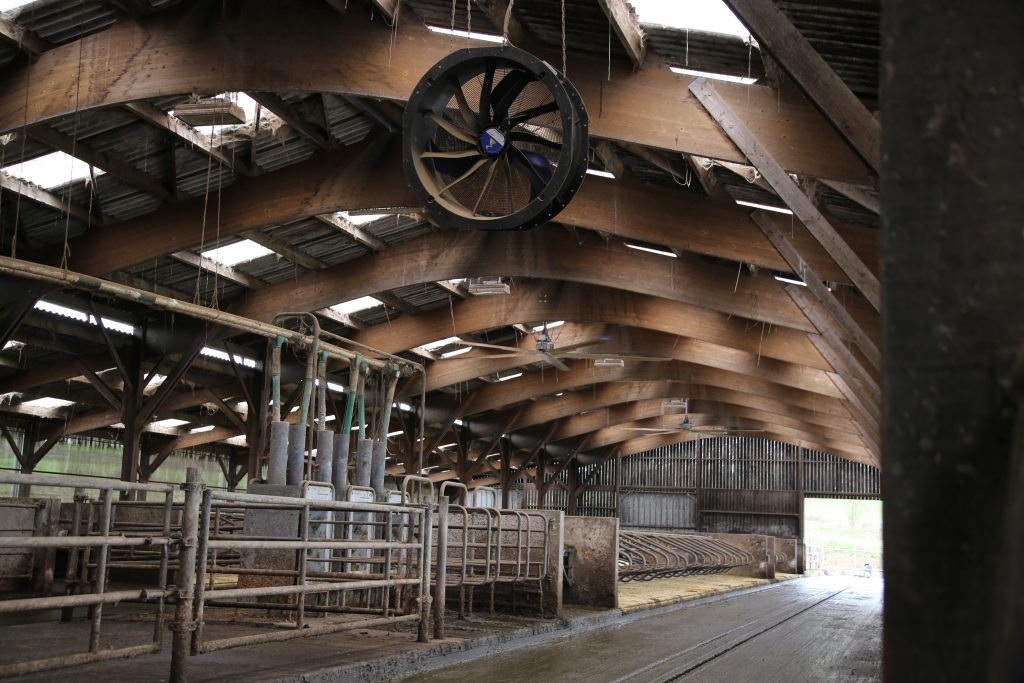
left=400, top=576, right=882, bottom=683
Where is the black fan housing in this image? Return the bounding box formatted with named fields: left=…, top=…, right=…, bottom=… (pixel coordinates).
left=403, top=46, right=589, bottom=231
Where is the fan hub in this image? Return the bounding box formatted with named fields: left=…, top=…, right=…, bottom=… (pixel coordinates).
left=479, top=127, right=506, bottom=157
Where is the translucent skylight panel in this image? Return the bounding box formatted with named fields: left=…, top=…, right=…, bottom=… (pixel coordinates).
left=201, top=239, right=274, bottom=266
left=338, top=211, right=387, bottom=225
left=329, top=296, right=383, bottom=316
left=0, top=0, right=35, bottom=12
left=669, top=66, right=758, bottom=85
left=33, top=300, right=135, bottom=334
left=152, top=418, right=189, bottom=427
left=21, top=397, right=75, bottom=409
left=200, top=347, right=258, bottom=368
left=3, top=151, right=104, bottom=189
left=426, top=25, right=503, bottom=43
left=422, top=336, right=462, bottom=351
left=627, top=0, right=750, bottom=39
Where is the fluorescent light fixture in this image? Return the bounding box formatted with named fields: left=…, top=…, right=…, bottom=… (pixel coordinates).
left=22, top=396, right=74, bottom=409
left=337, top=211, right=386, bottom=225
left=532, top=321, right=564, bottom=332
left=387, top=430, right=404, bottom=437
left=3, top=151, right=104, bottom=189
left=555, top=392, right=564, bottom=397
left=454, top=419, right=465, bottom=427
left=496, top=372, right=523, bottom=382
left=327, top=381, right=346, bottom=393
left=329, top=295, right=383, bottom=316
left=200, top=347, right=258, bottom=368
left=626, top=243, right=678, bottom=258
left=669, top=66, right=758, bottom=85
left=394, top=402, right=413, bottom=412
left=152, top=418, right=189, bottom=427
left=190, top=425, right=215, bottom=433
left=594, top=358, right=625, bottom=368
left=437, top=443, right=457, bottom=450
left=441, top=346, right=472, bottom=358
left=628, top=0, right=751, bottom=40
left=586, top=168, right=616, bottom=179
left=33, top=300, right=135, bottom=334
left=201, top=239, right=274, bottom=266
left=774, top=275, right=808, bottom=287
left=735, top=200, right=793, bottom=215
left=427, top=25, right=503, bottom=43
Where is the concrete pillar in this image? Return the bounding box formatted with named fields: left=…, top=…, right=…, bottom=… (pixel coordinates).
left=353, top=438, right=373, bottom=488
left=332, top=432, right=350, bottom=497
left=267, top=421, right=289, bottom=485
left=286, top=423, right=305, bottom=486
left=316, top=430, right=334, bottom=484
left=370, top=440, right=386, bottom=499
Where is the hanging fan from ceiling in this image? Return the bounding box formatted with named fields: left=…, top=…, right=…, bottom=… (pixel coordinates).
left=623, top=399, right=768, bottom=435
left=403, top=46, right=589, bottom=231
left=438, top=323, right=672, bottom=371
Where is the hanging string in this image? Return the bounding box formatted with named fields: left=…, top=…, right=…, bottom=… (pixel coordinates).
left=560, top=0, right=567, bottom=76
left=466, top=0, right=471, bottom=39
left=9, top=35, right=34, bottom=260
left=502, top=0, right=515, bottom=43
left=60, top=38, right=87, bottom=271
left=449, top=0, right=457, bottom=53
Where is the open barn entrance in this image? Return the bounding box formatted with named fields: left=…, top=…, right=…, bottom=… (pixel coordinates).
left=804, top=498, right=882, bottom=578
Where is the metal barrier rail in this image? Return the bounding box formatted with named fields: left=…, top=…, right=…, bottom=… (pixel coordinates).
left=433, top=501, right=550, bottom=621
left=189, top=488, right=434, bottom=658
left=0, top=472, right=177, bottom=678
left=618, top=531, right=753, bottom=582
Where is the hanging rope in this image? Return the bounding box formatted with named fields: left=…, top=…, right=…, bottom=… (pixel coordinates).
left=561, top=0, right=567, bottom=76
left=59, top=38, right=88, bottom=271
left=502, top=0, right=515, bottom=43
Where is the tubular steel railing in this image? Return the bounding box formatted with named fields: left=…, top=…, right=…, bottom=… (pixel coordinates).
left=0, top=472, right=177, bottom=679
left=190, top=489, right=434, bottom=654
left=433, top=498, right=550, bottom=618
left=618, top=530, right=753, bottom=582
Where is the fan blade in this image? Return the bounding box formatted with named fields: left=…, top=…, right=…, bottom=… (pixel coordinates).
left=561, top=353, right=672, bottom=362
left=507, top=100, right=559, bottom=128
left=479, top=59, right=495, bottom=124
left=549, top=336, right=612, bottom=355
left=491, top=69, right=532, bottom=122
left=624, top=427, right=681, bottom=432
left=457, top=340, right=530, bottom=353
left=438, top=158, right=490, bottom=195
left=426, top=112, right=477, bottom=145
left=541, top=353, right=571, bottom=372
left=509, top=147, right=552, bottom=199
left=449, top=79, right=480, bottom=131
left=470, top=158, right=500, bottom=215
left=421, top=149, right=483, bottom=159
left=509, top=130, right=562, bottom=151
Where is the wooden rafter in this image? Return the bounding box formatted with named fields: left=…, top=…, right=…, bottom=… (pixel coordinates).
left=690, top=78, right=881, bottom=310
left=720, top=0, right=880, bottom=173
left=596, top=0, right=645, bottom=68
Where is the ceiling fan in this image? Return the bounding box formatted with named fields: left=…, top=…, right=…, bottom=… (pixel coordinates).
left=623, top=399, right=768, bottom=435
left=438, top=323, right=671, bottom=371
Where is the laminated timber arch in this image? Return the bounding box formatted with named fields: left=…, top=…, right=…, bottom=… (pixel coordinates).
left=230, top=228, right=879, bottom=336
left=0, top=0, right=872, bottom=184
left=53, top=144, right=879, bottom=289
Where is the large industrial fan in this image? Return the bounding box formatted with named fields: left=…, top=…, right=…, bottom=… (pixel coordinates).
left=403, top=46, right=589, bottom=231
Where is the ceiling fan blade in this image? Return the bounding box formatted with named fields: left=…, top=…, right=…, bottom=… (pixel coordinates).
left=549, top=336, right=612, bottom=355
left=561, top=352, right=672, bottom=362
left=457, top=339, right=533, bottom=353
left=541, top=353, right=571, bottom=372
left=624, top=427, right=681, bottom=433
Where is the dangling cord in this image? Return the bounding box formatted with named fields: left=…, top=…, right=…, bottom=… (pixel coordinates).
left=466, top=0, right=472, bottom=40
left=502, top=0, right=515, bottom=44
left=60, top=39, right=87, bottom=271
left=561, top=0, right=567, bottom=76
left=9, top=35, right=34, bottom=260
left=449, top=0, right=457, bottom=53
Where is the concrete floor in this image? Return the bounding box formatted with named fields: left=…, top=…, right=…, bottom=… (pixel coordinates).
left=0, top=576, right=880, bottom=682
left=401, top=576, right=882, bottom=683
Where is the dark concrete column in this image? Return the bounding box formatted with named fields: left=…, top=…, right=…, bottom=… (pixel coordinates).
left=882, top=2, right=1023, bottom=679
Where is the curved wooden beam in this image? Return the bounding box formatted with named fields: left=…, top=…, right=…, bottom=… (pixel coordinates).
left=452, top=359, right=850, bottom=419
left=355, top=280, right=833, bottom=371
left=56, top=143, right=879, bottom=290
left=419, top=322, right=840, bottom=398
left=0, top=0, right=871, bottom=183
left=235, top=228, right=820, bottom=332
